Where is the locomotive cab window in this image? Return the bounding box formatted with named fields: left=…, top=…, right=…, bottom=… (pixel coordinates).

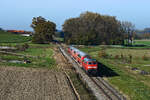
left=88, top=62, right=92, bottom=65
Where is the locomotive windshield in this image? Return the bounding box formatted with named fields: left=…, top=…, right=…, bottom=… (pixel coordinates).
left=88, top=62, right=92, bottom=65
left=88, top=62, right=97, bottom=65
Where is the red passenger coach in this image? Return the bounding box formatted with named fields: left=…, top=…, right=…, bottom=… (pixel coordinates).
left=68, top=46, right=98, bottom=74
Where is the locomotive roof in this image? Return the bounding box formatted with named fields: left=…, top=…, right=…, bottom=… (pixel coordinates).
left=69, top=46, right=88, bottom=57
left=83, top=58, right=96, bottom=62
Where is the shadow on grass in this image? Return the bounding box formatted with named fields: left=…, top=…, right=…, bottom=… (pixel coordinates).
left=96, top=62, right=119, bottom=77
left=124, top=44, right=147, bottom=47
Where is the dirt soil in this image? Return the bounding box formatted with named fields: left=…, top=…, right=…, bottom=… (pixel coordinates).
left=0, top=66, right=76, bottom=100
left=53, top=47, right=73, bottom=70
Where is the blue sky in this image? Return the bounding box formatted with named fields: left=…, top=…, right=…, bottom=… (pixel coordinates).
left=0, top=0, right=150, bottom=31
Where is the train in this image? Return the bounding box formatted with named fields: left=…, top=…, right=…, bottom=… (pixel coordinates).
left=68, top=46, right=98, bottom=74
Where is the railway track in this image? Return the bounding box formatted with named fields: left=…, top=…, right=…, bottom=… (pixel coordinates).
left=91, top=77, right=125, bottom=100
left=58, top=44, right=126, bottom=100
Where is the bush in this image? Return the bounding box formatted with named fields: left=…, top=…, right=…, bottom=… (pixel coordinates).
left=16, top=43, right=29, bottom=51
left=142, top=55, right=149, bottom=61
left=23, top=43, right=29, bottom=49
left=128, top=54, right=132, bottom=63
left=114, top=55, right=119, bottom=59
left=121, top=53, right=124, bottom=59
left=98, top=49, right=108, bottom=58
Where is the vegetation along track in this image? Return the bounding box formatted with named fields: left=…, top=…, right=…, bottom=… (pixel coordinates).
left=59, top=44, right=126, bottom=100
left=54, top=45, right=81, bottom=100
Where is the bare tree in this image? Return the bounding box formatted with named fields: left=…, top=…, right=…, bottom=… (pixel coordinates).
left=121, top=21, right=135, bottom=45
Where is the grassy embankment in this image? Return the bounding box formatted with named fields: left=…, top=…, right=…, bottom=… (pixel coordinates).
left=69, top=71, right=97, bottom=100
left=78, top=42, right=150, bottom=100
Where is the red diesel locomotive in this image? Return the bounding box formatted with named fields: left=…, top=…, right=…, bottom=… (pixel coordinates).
left=68, top=46, right=98, bottom=74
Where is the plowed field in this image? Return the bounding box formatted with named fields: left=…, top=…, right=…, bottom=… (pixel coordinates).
left=0, top=66, right=76, bottom=100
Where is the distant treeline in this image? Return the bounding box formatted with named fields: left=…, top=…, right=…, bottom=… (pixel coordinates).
left=135, top=28, right=150, bottom=39
left=136, top=28, right=150, bottom=34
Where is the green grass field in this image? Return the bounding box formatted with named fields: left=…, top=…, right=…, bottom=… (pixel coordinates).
left=0, top=31, right=56, bottom=68
left=134, top=40, right=150, bottom=46
left=0, top=44, right=55, bottom=68
left=0, top=31, right=31, bottom=43
left=78, top=44, right=150, bottom=100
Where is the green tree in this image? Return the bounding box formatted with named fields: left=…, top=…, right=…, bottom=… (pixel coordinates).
left=0, top=28, right=3, bottom=31
left=31, top=16, right=56, bottom=43
left=63, top=11, right=124, bottom=45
